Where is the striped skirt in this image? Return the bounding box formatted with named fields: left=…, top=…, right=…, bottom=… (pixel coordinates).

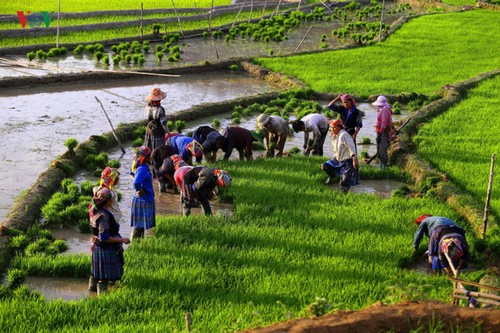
left=92, top=243, right=124, bottom=281
left=130, top=196, right=156, bottom=229
left=144, top=134, right=165, bottom=152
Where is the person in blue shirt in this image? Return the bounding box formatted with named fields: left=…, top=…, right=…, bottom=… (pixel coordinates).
left=130, top=146, right=155, bottom=240
left=413, top=214, right=469, bottom=275
left=166, top=134, right=203, bottom=165
left=413, top=215, right=456, bottom=251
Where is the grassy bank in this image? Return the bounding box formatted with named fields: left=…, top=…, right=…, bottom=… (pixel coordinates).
left=254, top=10, right=500, bottom=97
left=414, top=75, right=500, bottom=220
left=1, top=156, right=481, bottom=332
left=0, top=0, right=232, bottom=14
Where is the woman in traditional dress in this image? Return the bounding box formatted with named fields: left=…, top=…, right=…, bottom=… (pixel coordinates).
left=130, top=146, right=155, bottom=240
left=89, top=187, right=130, bottom=294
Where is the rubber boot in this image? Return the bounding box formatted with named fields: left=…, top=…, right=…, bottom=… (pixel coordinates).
left=88, top=276, right=97, bottom=292
left=97, top=281, right=108, bottom=295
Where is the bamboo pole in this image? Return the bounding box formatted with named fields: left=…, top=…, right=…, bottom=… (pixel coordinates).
left=378, top=0, right=385, bottom=42
left=170, top=0, right=184, bottom=37
left=207, top=0, right=219, bottom=60
left=100, top=89, right=143, bottom=106
left=454, top=288, right=500, bottom=302
left=482, top=154, right=495, bottom=239
left=294, top=25, right=313, bottom=53
left=56, top=0, right=61, bottom=47
left=232, top=0, right=247, bottom=29
left=95, top=97, right=126, bottom=154
left=248, top=0, right=254, bottom=24
left=140, top=3, right=144, bottom=40
left=262, top=0, right=268, bottom=16
left=448, top=277, right=500, bottom=292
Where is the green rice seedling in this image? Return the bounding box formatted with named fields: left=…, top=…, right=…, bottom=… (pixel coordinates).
left=268, top=49, right=274, bottom=56
left=392, top=102, right=401, bottom=115
left=49, top=240, right=69, bottom=254
left=35, top=49, right=47, bottom=60
left=229, top=64, right=238, bottom=71
left=359, top=150, right=370, bottom=160
left=152, top=24, right=162, bottom=34
left=11, top=285, right=43, bottom=301
left=94, top=51, right=104, bottom=62
left=203, top=31, right=209, bottom=38
left=231, top=111, right=241, bottom=119
left=120, top=49, right=129, bottom=58
left=0, top=285, right=9, bottom=300
left=26, top=51, right=35, bottom=61
left=232, top=116, right=241, bottom=124
left=174, top=120, right=187, bottom=133
left=78, top=219, right=92, bottom=233
left=133, top=138, right=144, bottom=147
left=361, top=137, right=371, bottom=144
left=256, top=11, right=500, bottom=96
left=10, top=234, right=29, bottom=251
left=64, top=138, right=78, bottom=156
left=80, top=180, right=95, bottom=196
left=103, top=55, right=110, bottom=66
left=108, top=160, right=121, bottom=169
left=124, top=54, right=132, bottom=64
left=25, top=238, right=51, bottom=256
left=73, top=44, right=84, bottom=55
left=112, top=55, right=121, bottom=66
left=306, top=297, right=331, bottom=317
left=212, top=119, right=221, bottom=128
left=6, top=269, right=26, bottom=290
left=133, top=126, right=146, bottom=138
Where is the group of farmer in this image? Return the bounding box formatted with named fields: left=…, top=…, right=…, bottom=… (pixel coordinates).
left=87, top=87, right=469, bottom=295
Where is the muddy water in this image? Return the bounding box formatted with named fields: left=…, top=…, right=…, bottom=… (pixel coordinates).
left=51, top=101, right=407, bottom=255
left=0, top=19, right=399, bottom=79
left=24, top=276, right=92, bottom=301
left=0, top=72, right=276, bottom=222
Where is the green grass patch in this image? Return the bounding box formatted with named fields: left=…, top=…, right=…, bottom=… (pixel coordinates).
left=414, top=75, right=500, bottom=219
left=0, top=156, right=479, bottom=332
left=254, top=10, right=500, bottom=97
left=0, top=0, right=231, bottom=14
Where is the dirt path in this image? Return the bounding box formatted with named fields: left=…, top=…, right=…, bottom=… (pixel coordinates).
left=241, top=300, right=500, bottom=332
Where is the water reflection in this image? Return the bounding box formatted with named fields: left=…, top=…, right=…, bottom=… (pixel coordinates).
left=24, top=276, right=91, bottom=301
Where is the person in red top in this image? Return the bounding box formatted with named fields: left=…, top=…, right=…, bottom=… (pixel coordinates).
left=373, top=96, right=393, bottom=169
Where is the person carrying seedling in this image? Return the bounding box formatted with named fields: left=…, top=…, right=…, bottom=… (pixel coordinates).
left=326, top=94, right=363, bottom=141
left=180, top=167, right=231, bottom=216
left=256, top=113, right=289, bottom=158
left=413, top=215, right=469, bottom=276
left=292, top=113, right=329, bottom=156
left=321, top=119, right=359, bottom=193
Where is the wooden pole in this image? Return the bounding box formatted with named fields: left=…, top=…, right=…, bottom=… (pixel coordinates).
left=232, top=0, right=247, bottom=29
left=482, top=154, right=495, bottom=239
left=207, top=0, right=219, bottom=60
left=95, top=97, right=126, bottom=154
left=378, top=0, right=385, bottom=42
left=170, top=0, right=184, bottom=37
left=248, top=0, right=254, bottom=24
left=294, top=25, right=313, bottom=53
left=56, top=0, right=61, bottom=47
left=140, top=3, right=144, bottom=40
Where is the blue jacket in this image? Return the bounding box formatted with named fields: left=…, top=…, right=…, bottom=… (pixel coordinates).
left=169, top=135, right=194, bottom=161
left=413, top=216, right=457, bottom=250
left=133, top=165, right=154, bottom=202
